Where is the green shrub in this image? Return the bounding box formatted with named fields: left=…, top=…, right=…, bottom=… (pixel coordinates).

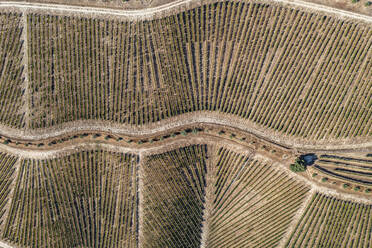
left=365, top=188, right=371, bottom=193
left=181, top=131, right=187, bottom=136
left=312, top=173, right=318, bottom=177
left=343, top=183, right=350, bottom=189
left=321, top=177, right=328, bottom=183
left=290, top=158, right=307, bottom=172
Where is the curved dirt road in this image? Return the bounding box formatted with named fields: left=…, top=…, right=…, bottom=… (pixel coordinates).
left=0, top=0, right=370, bottom=22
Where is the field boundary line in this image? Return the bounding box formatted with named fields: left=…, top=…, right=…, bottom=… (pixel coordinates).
left=277, top=188, right=316, bottom=248
left=0, top=0, right=370, bottom=22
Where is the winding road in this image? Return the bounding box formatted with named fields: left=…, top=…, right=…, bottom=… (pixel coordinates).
left=0, top=0, right=371, bottom=21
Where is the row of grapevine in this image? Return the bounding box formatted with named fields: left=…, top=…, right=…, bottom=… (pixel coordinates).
left=2, top=150, right=139, bottom=248
left=0, top=13, right=26, bottom=128
left=314, top=154, right=372, bottom=186
left=20, top=1, right=370, bottom=140
left=208, top=147, right=310, bottom=247
left=1, top=144, right=371, bottom=247
left=0, top=152, right=18, bottom=230
left=286, top=192, right=372, bottom=248
left=141, top=144, right=208, bottom=248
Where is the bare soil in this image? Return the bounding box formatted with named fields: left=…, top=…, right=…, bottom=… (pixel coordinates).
left=307, top=0, right=372, bottom=16
left=1, top=0, right=371, bottom=16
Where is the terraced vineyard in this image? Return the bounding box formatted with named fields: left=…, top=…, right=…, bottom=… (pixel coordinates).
left=286, top=193, right=372, bottom=248
left=0, top=1, right=370, bottom=142
left=2, top=150, right=139, bottom=248
left=314, top=154, right=372, bottom=186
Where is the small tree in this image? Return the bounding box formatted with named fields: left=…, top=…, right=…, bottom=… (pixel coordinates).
left=290, top=158, right=307, bottom=172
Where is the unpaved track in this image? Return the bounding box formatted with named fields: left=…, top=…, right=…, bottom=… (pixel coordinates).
left=0, top=113, right=371, bottom=152
left=1, top=134, right=372, bottom=203
left=0, top=0, right=371, bottom=22
left=0, top=241, right=13, bottom=248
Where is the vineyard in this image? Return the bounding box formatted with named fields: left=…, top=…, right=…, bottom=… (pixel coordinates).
left=0, top=13, right=26, bottom=129
left=208, top=147, right=310, bottom=247
left=0, top=0, right=370, bottom=142
left=313, top=154, right=372, bottom=186
left=0, top=143, right=369, bottom=246
left=2, top=150, right=139, bottom=248
left=0, top=152, right=18, bottom=228
left=0, top=0, right=371, bottom=247
left=286, top=193, right=372, bottom=248
left=141, top=145, right=208, bottom=247
left=141, top=145, right=311, bottom=247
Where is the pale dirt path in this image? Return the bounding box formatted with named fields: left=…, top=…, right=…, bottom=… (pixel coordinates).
left=1, top=135, right=371, bottom=204
left=137, top=152, right=145, bottom=248
left=0, top=113, right=371, bottom=152
left=0, top=241, right=14, bottom=248
left=0, top=0, right=371, bottom=22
